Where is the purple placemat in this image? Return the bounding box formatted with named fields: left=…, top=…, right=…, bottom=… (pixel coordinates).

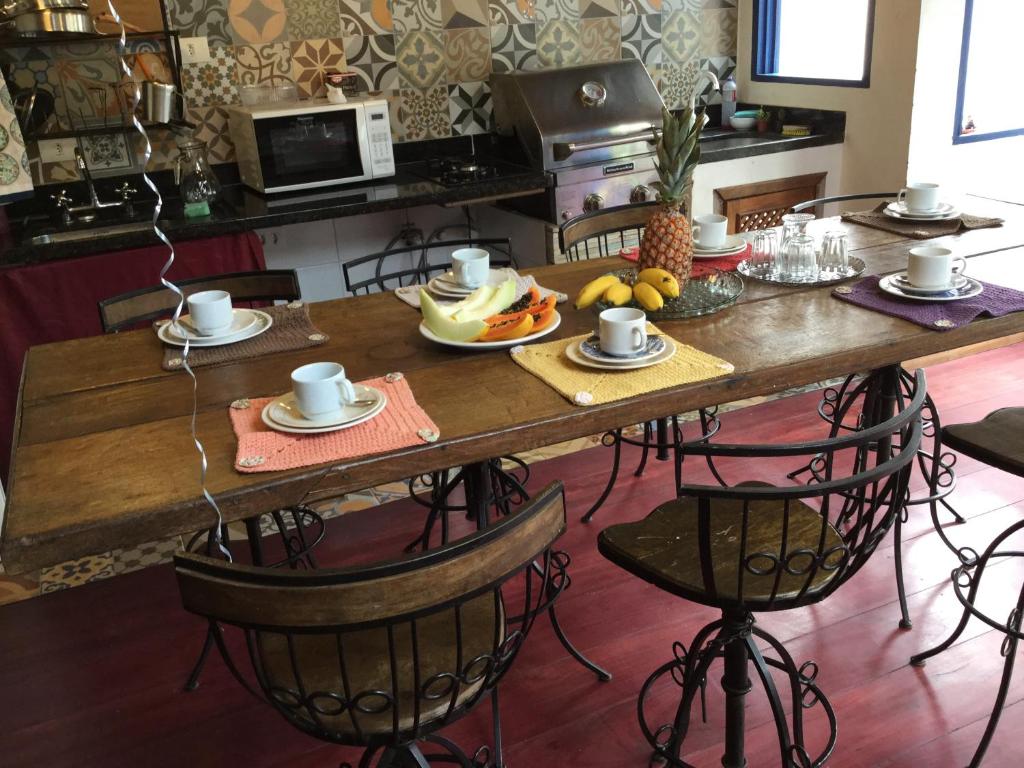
left=832, top=275, right=1024, bottom=331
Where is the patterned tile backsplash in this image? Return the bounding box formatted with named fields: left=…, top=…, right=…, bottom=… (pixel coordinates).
left=3, top=0, right=735, bottom=185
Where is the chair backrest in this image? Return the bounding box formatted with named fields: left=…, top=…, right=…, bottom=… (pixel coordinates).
left=601, top=369, right=926, bottom=612
left=558, top=202, right=659, bottom=262
left=98, top=269, right=301, bottom=333
left=342, top=238, right=515, bottom=296
left=175, top=481, right=566, bottom=747
left=790, top=191, right=896, bottom=214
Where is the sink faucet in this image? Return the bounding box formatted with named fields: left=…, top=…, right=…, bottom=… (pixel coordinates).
left=688, top=70, right=721, bottom=125
left=74, top=146, right=124, bottom=211
left=51, top=148, right=136, bottom=225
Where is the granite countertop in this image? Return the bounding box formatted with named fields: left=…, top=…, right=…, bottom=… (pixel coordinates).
left=0, top=118, right=845, bottom=267
left=0, top=160, right=552, bottom=266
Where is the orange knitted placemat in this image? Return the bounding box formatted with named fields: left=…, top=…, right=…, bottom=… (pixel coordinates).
left=228, top=374, right=439, bottom=473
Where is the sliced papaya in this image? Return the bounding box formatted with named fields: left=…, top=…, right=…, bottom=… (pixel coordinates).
left=485, top=291, right=554, bottom=325
left=485, top=286, right=544, bottom=325
left=480, top=312, right=535, bottom=342
left=530, top=305, right=557, bottom=333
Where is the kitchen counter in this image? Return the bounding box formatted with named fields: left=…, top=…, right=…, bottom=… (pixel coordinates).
left=0, top=122, right=843, bottom=267
left=0, top=160, right=552, bottom=267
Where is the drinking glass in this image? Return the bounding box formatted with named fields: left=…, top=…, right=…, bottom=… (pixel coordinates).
left=750, top=229, right=779, bottom=274
left=819, top=231, right=849, bottom=277
left=779, top=233, right=817, bottom=282
left=780, top=212, right=815, bottom=249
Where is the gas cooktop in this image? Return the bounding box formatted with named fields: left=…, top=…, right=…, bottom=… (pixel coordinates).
left=409, top=156, right=536, bottom=188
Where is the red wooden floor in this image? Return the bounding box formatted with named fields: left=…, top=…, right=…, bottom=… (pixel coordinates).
left=1, top=345, right=1023, bottom=767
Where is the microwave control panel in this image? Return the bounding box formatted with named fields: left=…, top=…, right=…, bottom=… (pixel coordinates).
left=365, top=102, right=395, bottom=178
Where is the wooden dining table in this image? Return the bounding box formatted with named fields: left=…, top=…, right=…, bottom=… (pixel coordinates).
left=4, top=196, right=1024, bottom=575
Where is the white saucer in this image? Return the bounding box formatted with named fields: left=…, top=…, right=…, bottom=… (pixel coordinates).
left=419, top=311, right=560, bottom=350
left=566, top=336, right=677, bottom=370
left=166, top=309, right=258, bottom=341
left=428, top=269, right=513, bottom=296
left=693, top=243, right=747, bottom=259
left=694, top=234, right=746, bottom=255
left=883, top=202, right=960, bottom=221
left=878, top=273, right=983, bottom=302
left=261, top=385, right=387, bottom=434
left=578, top=335, right=666, bottom=364
left=889, top=272, right=969, bottom=295
left=158, top=309, right=272, bottom=348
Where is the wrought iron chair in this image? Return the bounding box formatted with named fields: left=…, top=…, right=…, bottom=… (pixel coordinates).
left=786, top=191, right=961, bottom=630
left=911, top=407, right=1024, bottom=768
left=99, top=269, right=327, bottom=691
left=175, top=481, right=569, bottom=768
left=558, top=204, right=725, bottom=523
left=342, top=237, right=529, bottom=550
left=343, top=238, right=515, bottom=295
left=599, top=367, right=925, bottom=768
left=788, top=191, right=897, bottom=215
left=98, top=269, right=301, bottom=333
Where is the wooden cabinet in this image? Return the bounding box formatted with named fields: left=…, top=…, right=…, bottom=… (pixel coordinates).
left=713, top=173, right=826, bottom=233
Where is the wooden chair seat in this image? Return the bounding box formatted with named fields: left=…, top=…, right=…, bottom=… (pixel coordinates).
left=599, top=484, right=844, bottom=609
left=942, top=407, right=1024, bottom=477
left=257, top=592, right=503, bottom=738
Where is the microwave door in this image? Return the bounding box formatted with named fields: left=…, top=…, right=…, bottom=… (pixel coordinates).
left=254, top=104, right=372, bottom=192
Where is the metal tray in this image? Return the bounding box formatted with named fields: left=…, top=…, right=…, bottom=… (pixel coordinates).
left=594, top=267, right=744, bottom=319
left=736, top=256, right=866, bottom=287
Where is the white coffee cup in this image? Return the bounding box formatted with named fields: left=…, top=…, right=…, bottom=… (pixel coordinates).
left=451, top=248, right=490, bottom=289
left=907, top=246, right=966, bottom=290
left=692, top=214, right=728, bottom=249
left=898, top=182, right=941, bottom=213
left=186, top=289, right=233, bottom=336
left=599, top=307, right=647, bottom=357
left=291, top=362, right=357, bottom=419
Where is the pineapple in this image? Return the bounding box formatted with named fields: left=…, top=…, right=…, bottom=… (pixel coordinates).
left=638, top=106, right=704, bottom=287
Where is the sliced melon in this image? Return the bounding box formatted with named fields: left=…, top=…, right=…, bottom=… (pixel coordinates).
left=420, top=290, right=487, bottom=342
left=442, top=283, right=496, bottom=318
left=452, top=279, right=516, bottom=322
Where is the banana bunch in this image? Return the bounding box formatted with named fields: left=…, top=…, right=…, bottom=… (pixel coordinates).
left=574, top=268, right=681, bottom=312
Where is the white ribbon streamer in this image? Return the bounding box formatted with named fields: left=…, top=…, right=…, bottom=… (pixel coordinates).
left=107, top=3, right=230, bottom=561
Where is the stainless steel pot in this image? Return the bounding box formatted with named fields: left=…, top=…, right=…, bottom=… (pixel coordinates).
left=0, top=0, right=88, bottom=18
left=0, top=8, right=94, bottom=36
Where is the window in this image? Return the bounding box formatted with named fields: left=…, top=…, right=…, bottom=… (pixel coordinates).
left=953, top=0, right=1024, bottom=144
left=752, top=0, right=875, bottom=88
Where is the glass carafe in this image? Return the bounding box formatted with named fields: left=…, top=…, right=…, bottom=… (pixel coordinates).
left=175, top=139, right=220, bottom=206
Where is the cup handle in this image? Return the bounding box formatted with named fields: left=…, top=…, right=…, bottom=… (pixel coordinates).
left=336, top=377, right=356, bottom=405
left=897, top=188, right=907, bottom=208
left=692, top=224, right=701, bottom=242
left=631, top=327, right=646, bottom=351
left=952, top=257, right=967, bottom=275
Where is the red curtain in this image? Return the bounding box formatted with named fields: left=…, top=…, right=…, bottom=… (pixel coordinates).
left=0, top=232, right=265, bottom=485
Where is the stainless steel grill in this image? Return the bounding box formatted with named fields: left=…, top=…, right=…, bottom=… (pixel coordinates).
left=490, top=60, right=666, bottom=227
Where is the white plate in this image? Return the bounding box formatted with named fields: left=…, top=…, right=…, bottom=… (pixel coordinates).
left=889, top=272, right=970, bottom=295
left=418, top=311, right=561, bottom=350
left=566, top=336, right=677, bottom=371
left=694, top=234, right=747, bottom=255
left=883, top=204, right=960, bottom=222
left=578, top=335, right=667, bottom=364
left=261, top=387, right=388, bottom=434
left=886, top=201, right=958, bottom=218
left=878, top=274, right=983, bottom=302
left=265, top=384, right=385, bottom=428
left=693, top=242, right=748, bottom=259
left=164, top=309, right=258, bottom=342
left=428, top=269, right=513, bottom=296
left=157, top=309, right=273, bottom=348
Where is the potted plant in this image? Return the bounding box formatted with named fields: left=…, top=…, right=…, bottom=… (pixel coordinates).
left=756, top=106, right=771, bottom=133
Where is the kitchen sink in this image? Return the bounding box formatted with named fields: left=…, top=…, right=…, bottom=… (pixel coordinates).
left=31, top=221, right=156, bottom=245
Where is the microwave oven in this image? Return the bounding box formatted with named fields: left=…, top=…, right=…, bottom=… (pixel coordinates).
left=228, top=97, right=396, bottom=194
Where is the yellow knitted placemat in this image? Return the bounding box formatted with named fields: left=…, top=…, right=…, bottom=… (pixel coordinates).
left=510, top=326, right=734, bottom=406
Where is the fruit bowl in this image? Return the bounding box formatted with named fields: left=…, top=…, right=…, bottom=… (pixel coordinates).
left=592, top=268, right=744, bottom=319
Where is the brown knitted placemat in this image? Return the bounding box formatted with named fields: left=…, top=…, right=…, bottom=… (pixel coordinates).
left=156, top=301, right=329, bottom=371
left=840, top=202, right=1003, bottom=239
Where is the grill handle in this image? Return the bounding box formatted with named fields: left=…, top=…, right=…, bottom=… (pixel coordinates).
left=552, top=128, right=662, bottom=161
